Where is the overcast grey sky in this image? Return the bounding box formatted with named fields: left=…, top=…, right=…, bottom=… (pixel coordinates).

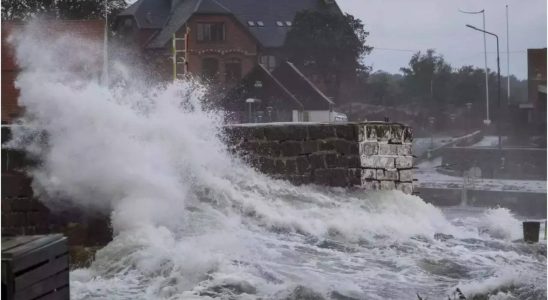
left=337, top=0, right=546, bottom=79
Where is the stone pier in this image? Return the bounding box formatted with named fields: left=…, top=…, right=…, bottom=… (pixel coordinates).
left=224, top=122, right=414, bottom=193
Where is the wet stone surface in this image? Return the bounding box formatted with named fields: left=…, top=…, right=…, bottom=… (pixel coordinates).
left=225, top=122, right=414, bottom=193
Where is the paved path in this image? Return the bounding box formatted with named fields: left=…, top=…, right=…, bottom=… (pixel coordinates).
left=415, top=157, right=547, bottom=194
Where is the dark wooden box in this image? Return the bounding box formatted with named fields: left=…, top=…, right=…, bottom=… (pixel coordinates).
left=2, top=234, right=69, bottom=300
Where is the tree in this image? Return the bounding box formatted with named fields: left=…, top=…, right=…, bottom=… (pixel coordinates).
left=366, top=71, right=404, bottom=106
left=400, top=49, right=452, bottom=108
left=1, top=0, right=127, bottom=22
left=449, top=65, right=485, bottom=106
left=285, top=10, right=372, bottom=103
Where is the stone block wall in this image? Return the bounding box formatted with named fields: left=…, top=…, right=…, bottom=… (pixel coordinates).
left=223, top=122, right=414, bottom=193
left=2, top=173, right=51, bottom=236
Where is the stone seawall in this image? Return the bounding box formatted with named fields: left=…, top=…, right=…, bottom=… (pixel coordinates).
left=223, top=122, right=414, bottom=193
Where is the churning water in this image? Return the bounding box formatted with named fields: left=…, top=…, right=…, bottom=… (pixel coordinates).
left=7, top=22, right=546, bottom=300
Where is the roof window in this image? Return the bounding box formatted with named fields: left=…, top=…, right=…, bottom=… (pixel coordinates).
left=257, top=21, right=264, bottom=27
left=247, top=21, right=255, bottom=26
left=276, top=21, right=284, bottom=27
left=285, top=21, right=292, bottom=26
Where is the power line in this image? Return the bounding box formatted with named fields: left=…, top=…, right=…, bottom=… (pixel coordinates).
left=371, top=47, right=526, bottom=54
left=371, top=47, right=417, bottom=52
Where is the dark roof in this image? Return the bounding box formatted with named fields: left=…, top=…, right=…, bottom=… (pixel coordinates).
left=224, top=63, right=302, bottom=111
left=273, top=61, right=334, bottom=109
left=118, top=0, right=341, bottom=49
left=118, top=0, right=172, bottom=29
left=224, top=61, right=333, bottom=111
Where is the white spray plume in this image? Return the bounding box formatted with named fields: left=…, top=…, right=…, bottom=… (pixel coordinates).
left=7, top=20, right=545, bottom=300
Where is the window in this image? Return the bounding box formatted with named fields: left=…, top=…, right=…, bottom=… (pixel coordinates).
left=225, top=58, right=242, bottom=83
left=247, top=21, right=255, bottom=27
left=276, top=21, right=284, bottom=27
left=256, top=21, right=264, bottom=27
left=202, top=58, right=219, bottom=79
left=259, top=55, right=276, bottom=71
left=197, top=23, right=225, bottom=42
left=285, top=21, right=292, bottom=26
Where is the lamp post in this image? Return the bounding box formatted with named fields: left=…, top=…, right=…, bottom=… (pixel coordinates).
left=266, top=106, right=273, bottom=122
left=466, top=102, right=473, bottom=132
left=246, top=98, right=255, bottom=123
left=428, top=116, right=436, bottom=149
left=465, top=24, right=502, bottom=151
left=459, top=9, right=490, bottom=125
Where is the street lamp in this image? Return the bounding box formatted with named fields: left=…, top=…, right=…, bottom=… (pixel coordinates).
left=465, top=24, right=502, bottom=151
left=266, top=106, right=273, bottom=122
left=465, top=102, right=473, bottom=132
left=246, top=98, right=257, bottom=123
left=459, top=9, right=490, bottom=125
left=428, top=116, right=435, bottom=149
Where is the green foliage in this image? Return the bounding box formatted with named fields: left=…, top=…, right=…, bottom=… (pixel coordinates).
left=400, top=49, right=452, bottom=105
left=366, top=71, right=403, bottom=106
left=351, top=48, right=528, bottom=116
left=285, top=10, right=372, bottom=101
left=1, top=0, right=127, bottom=21
left=286, top=11, right=371, bottom=72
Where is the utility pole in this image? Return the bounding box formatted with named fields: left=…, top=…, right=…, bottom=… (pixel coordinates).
left=466, top=25, right=502, bottom=151
left=102, top=0, right=109, bottom=86
left=506, top=4, right=511, bottom=104
left=459, top=9, right=490, bottom=125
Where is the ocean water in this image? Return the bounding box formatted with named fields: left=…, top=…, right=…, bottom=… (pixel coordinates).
left=7, top=21, right=547, bottom=300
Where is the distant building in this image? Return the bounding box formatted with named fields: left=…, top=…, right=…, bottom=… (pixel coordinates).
left=527, top=48, right=547, bottom=109
left=114, top=0, right=348, bottom=122
left=115, top=0, right=342, bottom=84
left=523, top=48, right=547, bottom=132
left=1, top=20, right=106, bottom=124
left=223, top=61, right=347, bottom=123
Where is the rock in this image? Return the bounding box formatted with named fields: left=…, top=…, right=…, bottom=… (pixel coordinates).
left=361, top=155, right=395, bottom=169
left=362, top=169, right=376, bottom=180
left=399, top=169, right=414, bottom=182
left=280, top=141, right=302, bottom=157
left=380, top=181, right=396, bottom=190
left=378, top=144, right=398, bottom=156
left=285, top=286, right=326, bottom=300
left=434, top=233, right=454, bottom=241
left=359, top=142, right=378, bottom=156
left=395, top=156, right=413, bottom=168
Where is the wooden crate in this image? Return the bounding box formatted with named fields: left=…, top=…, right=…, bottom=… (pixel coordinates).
left=2, top=234, right=69, bottom=300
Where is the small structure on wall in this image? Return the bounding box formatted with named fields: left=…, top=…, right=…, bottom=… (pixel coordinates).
left=223, top=61, right=347, bottom=123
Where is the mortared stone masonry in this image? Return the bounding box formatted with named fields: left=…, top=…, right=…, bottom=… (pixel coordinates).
left=223, top=122, right=414, bottom=193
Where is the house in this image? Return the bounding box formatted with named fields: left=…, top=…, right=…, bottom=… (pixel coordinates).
left=1, top=20, right=106, bottom=124
left=114, top=0, right=347, bottom=120
left=224, top=61, right=349, bottom=123
left=527, top=48, right=547, bottom=110
left=509, top=48, right=547, bottom=142
left=520, top=48, right=547, bottom=133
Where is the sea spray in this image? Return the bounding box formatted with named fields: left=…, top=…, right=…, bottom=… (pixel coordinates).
left=6, top=21, right=546, bottom=299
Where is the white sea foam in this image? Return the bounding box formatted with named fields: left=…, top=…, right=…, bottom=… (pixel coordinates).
left=7, top=21, right=546, bottom=300
left=480, top=207, right=523, bottom=241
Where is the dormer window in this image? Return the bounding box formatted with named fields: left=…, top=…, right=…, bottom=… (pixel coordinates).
left=256, top=21, right=264, bottom=27
left=248, top=21, right=255, bottom=26
left=285, top=21, right=292, bottom=26
left=276, top=21, right=284, bottom=27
